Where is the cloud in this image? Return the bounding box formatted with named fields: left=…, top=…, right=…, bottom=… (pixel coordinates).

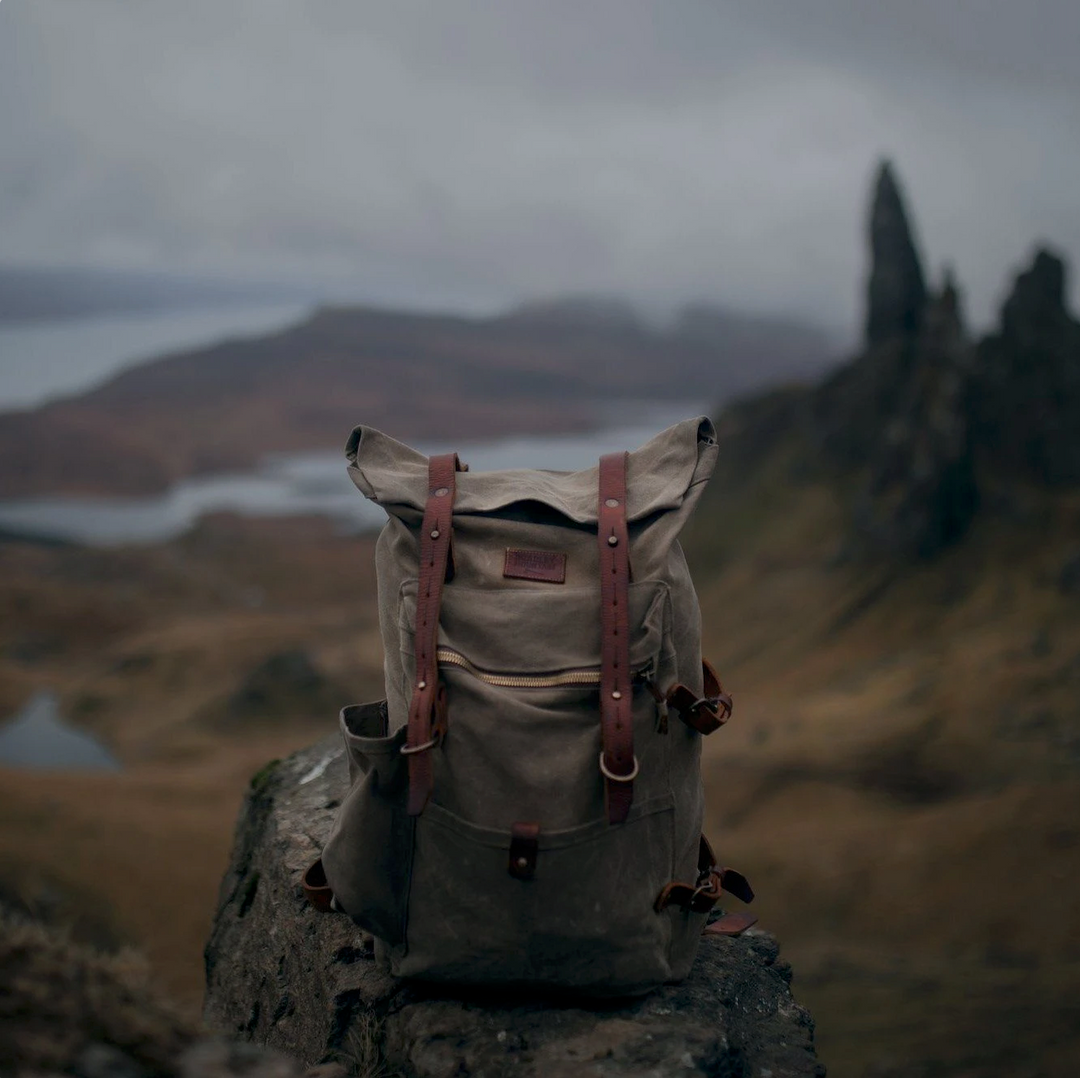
left=1, top=0, right=1077, bottom=333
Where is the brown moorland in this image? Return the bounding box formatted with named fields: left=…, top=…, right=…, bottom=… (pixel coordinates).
left=1, top=472, right=1078, bottom=1077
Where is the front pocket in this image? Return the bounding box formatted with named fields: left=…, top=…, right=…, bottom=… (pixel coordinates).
left=395, top=794, right=678, bottom=994
left=397, top=581, right=676, bottom=830
left=321, top=700, right=414, bottom=945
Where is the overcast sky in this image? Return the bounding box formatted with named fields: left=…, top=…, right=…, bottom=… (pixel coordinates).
left=1, top=1, right=1078, bottom=335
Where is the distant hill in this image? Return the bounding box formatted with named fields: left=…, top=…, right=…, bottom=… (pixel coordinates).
left=0, top=298, right=835, bottom=498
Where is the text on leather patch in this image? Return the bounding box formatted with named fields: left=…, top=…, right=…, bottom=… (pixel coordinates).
left=503, top=549, right=567, bottom=584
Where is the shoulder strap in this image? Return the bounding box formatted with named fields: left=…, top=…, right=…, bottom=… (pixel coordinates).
left=404, top=452, right=462, bottom=816
left=598, top=451, right=636, bottom=824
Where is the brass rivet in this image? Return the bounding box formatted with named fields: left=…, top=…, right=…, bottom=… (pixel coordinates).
left=612, top=690, right=622, bottom=700
left=605, top=498, right=620, bottom=508
left=608, top=535, right=618, bottom=546
left=434, top=486, right=449, bottom=497
left=515, top=857, right=529, bottom=871
left=430, top=529, right=440, bottom=539
left=417, top=680, right=426, bottom=689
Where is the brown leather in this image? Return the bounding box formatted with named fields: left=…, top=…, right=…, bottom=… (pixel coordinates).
left=654, top=834, right=754, bottom=913
left=405, top=452, right=462, bottom=816
left=666, top=658, right=732, bottom=735
left=503, top=548, right=567, bottom=584
left=703, top=911, right=758, bottom=936
left=302, top=858, right=335, bottom=913
left=508, top=821, right=540, bottom=880
left=654, top=869, right=724, bottom=913
left=597, top=451, right=635, bottom=824
left=716, top=866, right=754, bottom=904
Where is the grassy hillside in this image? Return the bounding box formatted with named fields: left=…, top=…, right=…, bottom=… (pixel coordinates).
left=684, top=405, right=1080, bottom=1077
left=0, top=516, right=385, bottom=1010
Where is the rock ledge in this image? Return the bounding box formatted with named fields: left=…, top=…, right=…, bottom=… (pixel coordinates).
left=204, top=738, right=825, bottom=1077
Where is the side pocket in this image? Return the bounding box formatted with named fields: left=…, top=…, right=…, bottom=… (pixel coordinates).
left=321, top=701, right=414, bottom=946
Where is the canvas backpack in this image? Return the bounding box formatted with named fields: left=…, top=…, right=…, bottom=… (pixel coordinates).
left=304, top=416, right=754, bottom=996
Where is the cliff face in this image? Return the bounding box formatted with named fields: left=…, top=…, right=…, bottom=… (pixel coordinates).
left=806, top=162, right=1080, bottom=561
left=973, top=249, right=1080, bottom=485
left=203, top=739, right=825, bottom=1078
left=864, top=161, right=928, bottom=349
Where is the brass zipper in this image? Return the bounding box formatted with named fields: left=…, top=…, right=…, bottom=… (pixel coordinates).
left=436, top=648, right=652, bottom=690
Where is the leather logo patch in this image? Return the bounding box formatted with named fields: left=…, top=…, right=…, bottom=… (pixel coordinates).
left=503, top=549, right=567, bottom=584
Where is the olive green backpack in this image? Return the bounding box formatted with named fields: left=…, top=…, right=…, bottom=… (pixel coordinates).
left=305, top=416, right=754, bottom=996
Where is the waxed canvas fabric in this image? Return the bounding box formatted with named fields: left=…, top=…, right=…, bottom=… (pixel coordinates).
left=321, top=416, right=719, bottom=995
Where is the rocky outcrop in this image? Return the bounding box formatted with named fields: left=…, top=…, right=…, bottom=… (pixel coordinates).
left=864, top=160, right=927, bottom=348
left=813, top=162, right=931, bottom=472
left=204, top=739, right=825, bottom=1078
left=853, top=271, right=979, bottom=558
left=813, top=162, right=1079, bottom=561
left=972, top=248, right=1080, bottom=485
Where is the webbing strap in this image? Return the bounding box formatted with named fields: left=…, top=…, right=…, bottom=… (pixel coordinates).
left=404, top=452, right=461, bottom=816
left=598, top=451, right=635, bottom=824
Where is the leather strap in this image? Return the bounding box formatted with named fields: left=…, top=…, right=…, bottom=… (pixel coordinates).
left=405, top=452, right=462, bottom=816
left=654, top=834, right=755, bottom=913
left=508, top=822, right=540, bottom=880
left=302, top=858, right=334, bottom=913
left=598, top=451, right=635, bottom=824
left=703, top=911, right=758, bottom=936
left=666, top=659, right=733, bottom=735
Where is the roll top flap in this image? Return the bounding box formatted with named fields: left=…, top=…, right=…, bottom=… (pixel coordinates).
left=346, top=416, right=717, bottom=525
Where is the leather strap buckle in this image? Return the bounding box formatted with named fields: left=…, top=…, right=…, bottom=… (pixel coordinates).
left=689, top=876, right=714, bottom=906
left=598, top=751, right=639, bottom=783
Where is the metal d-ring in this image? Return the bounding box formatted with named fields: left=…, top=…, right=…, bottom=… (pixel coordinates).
left=598, top=751, right=639, bottom=782
left=400, top=736, right=439, bottom=756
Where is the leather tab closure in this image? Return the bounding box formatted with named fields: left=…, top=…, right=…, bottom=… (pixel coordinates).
left=508, top=822, right=539, bottom=880
left=404, top=452, right=463, bottom=817
left=667, top=659, right=733, bottom=735
left=302, top=858, right=335, bottom=913
left=598, top=451, right=635, bottom=824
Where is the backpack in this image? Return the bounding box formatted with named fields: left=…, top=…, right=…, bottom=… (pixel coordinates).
left=304, top=416, right=754, bottom=996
